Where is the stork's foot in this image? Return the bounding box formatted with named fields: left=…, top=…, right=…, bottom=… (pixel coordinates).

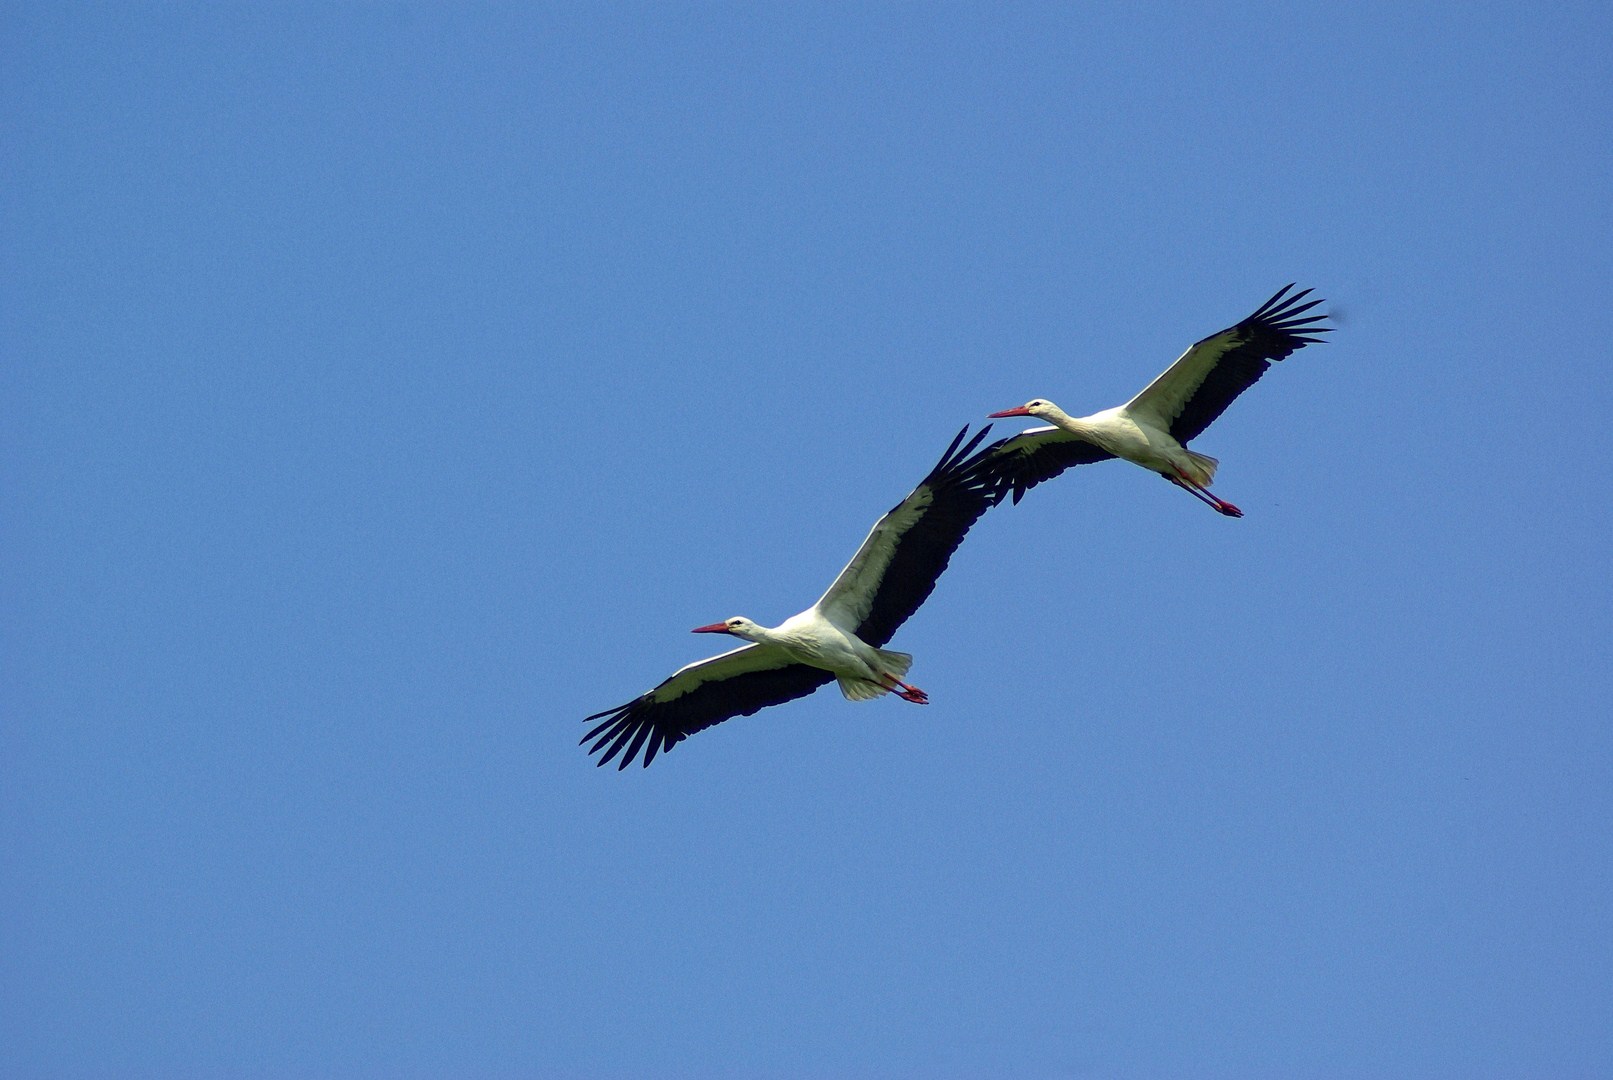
left=1216, top=500, right=1243, bottom=518
left=883, top=672, right=929, bottom=704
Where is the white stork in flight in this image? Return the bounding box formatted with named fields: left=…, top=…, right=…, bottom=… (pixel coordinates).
left=987, top=284, right=1331, bottom=516
left=582, top=426, right=1007, bottom=769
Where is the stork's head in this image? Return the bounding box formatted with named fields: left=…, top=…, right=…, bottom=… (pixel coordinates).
left=691, top=616, right=762, bottom=641
left=988, top=399, right=1057, bottom=420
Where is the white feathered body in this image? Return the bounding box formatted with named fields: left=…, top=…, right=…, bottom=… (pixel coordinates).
left=740, top=610, right=913, bottom=702
left=1041, top=404, right=1219, bottom=487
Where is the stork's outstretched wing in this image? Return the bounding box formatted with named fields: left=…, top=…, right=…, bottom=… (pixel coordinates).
left=582, top=644, right=834, bottom=769
left=814, top=425, right=1005, bottom=647
left=1125, top=284, right=1331, bottom=444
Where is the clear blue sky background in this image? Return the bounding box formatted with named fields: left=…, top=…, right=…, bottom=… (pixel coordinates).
left=5, top=3, right=1611, bottom=1077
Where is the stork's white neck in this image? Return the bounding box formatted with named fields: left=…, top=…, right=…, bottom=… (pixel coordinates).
left=730, top=621, right=780, bottom=646
left=1040, top=404, right=1095, bottom=437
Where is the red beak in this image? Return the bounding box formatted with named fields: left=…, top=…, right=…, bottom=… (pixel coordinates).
left=987, top=406, right=1034, bottom=418
left=690, top=622, right=733, bottom=634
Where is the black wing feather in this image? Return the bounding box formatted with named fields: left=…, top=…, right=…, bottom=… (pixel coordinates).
left=1169, top=283, right=1332, bottom=444
left=849, top=425, right=1008, bottom=647
left=980, top=430, right=1116, bottom=506
left=582, top=662, right=834, bottom=770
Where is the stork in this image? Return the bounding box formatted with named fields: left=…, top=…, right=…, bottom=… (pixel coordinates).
left=987, top=284, right=1331, bottom=515
left=582, top=426, right=1007, bottom=769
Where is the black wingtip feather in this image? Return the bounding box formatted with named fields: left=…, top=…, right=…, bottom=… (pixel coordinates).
left=582, top=663, right=834, bottom=770
left=621, top=722, right=654, bottom=770
left=1164, top=283, right=1332, bottom=443
left=581, top=714, right=619, bottom=744
left=1249, top=283, right=1300, bottom=318
left=927, top=423, right=994, bottom=479
left=935, top=424, right=969, bottom=465
left=597, top=721, right=638, bottom=767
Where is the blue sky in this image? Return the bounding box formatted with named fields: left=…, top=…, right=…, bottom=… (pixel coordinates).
left=5, top=3, right=1611, bottom=1077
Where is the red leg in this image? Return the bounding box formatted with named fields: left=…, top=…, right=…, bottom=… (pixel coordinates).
left=1170, top=471, right=1243, bottom=518
left=882, top=671, right=929, bottom=704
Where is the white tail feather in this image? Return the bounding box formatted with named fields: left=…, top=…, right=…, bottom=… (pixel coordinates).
left=835, top=649, right=913, bottom=701
left=1179, top=449, right=1218, bottom=486
left=875, top=649, right=913, bottom=678
left=837, top=676, right=888, bottom=701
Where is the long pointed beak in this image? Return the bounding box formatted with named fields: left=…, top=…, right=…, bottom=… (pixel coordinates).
left=690, top=622, right=732, bottom=634
left=987, top=406, right=1034, bottom=418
